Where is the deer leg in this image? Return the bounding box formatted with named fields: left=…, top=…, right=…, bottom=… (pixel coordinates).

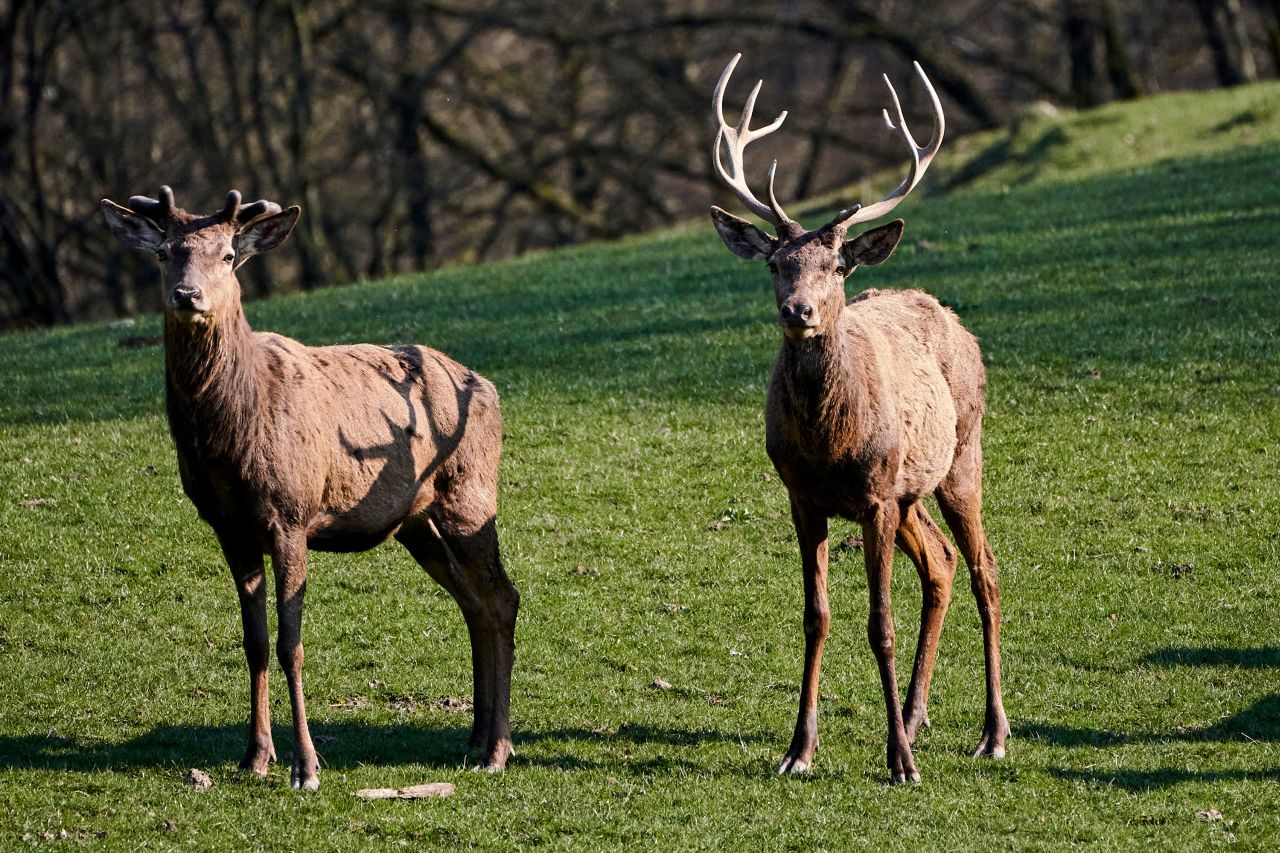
left=398, top=515, right=518, bottom=771
left=445, top=516, right=517, bottom=772
left=937, top=441, right=1010, bottom=760
left=865, top=499, right=918, bottom=783
left=778, top=498, right=829, bottom=775
left=895, top=501, right=957, bottom=744
left=462, top=613, right=497, bottom=756
left=271, top=532, right=318, bottom=790
left=222, top=539, right=275, bottom=776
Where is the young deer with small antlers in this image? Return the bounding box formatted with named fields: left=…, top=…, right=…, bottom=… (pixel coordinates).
left=709, top=55, right=1008, bottom=783
left=100, top=188, right=519, bottom=790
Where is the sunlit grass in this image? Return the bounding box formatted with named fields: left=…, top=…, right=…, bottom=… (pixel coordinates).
left=1, top=82, right=1279, bottom=849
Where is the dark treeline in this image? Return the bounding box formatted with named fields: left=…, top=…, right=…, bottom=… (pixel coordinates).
left=3, top=0, right=1277, bottom=329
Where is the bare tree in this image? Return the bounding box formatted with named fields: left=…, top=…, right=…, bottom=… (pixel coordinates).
left=0, top=0, right=1275, bottom=329
left=1194, top=0, right=1259, bottom=85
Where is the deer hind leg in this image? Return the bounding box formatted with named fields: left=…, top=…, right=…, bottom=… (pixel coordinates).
left=397, top=510, right=518, bottom=772
left=778, top=497, right=829, bottom=775
left=895, top=500, right=957, bottom=745
left=862, top=499, right=918, bottom=783
left=271, top=532, right=319, bottom=790
left=220, top=537, right=276, bottom=776
left=936, top=434, right=1010, bottom=759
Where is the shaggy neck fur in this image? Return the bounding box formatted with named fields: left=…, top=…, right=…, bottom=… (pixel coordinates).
left=776, top=322, right=873, bottom=461
left=164, top=294, right=265, bottom=463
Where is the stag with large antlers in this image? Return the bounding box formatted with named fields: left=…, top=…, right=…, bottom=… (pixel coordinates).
left=100, top=188, right=519, bottom=790
left=709, top=55, right=1008, bottom=783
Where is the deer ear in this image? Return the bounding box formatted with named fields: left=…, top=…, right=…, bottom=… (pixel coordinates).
left=841, top=219, right=904, bottom=271
left=711, top=206, right=776, bottom=261
left=100, top=199, right=164, bottom=251
left=234, top=205, right=301, bottom=263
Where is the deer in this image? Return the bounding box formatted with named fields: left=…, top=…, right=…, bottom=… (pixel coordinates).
left=708, top=54, right=1009, bottom=783
left=99, top=187, right=519, bottom=790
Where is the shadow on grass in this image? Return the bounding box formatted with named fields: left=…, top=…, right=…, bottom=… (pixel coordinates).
left=940, top=123, right=1071, bottom=193
left=0, top=723, right=473, bottom=774
left=1050, top=766, right=1280, bottom=790
left=0, top=720, right=770, bottom=775
left=1142, top=646, right=1280, bottom=669
left=1018, top=645, right=1280, bottom=790
left=523, top=722, right=769, bottom=748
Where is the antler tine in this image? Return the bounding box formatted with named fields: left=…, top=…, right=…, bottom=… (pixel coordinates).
left=234, top=199, right=283, bottom=227
left=711, top=53, right=792, bottom=228
left=127, top=185, right=175, bottom=226
left=222, top=190, right=242, bottom=222
left=739, top=79, right=762, bottom=135
left=216, top=189, right=282, bottom=227
left=766, top=161, right=788, bottom=224
left=824, top=61, right=945, bottom=232
left=712, top=53, right=738, bottom=127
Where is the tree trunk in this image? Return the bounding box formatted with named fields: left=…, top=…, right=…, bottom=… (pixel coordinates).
left=1194, top=0, right=1258, bottom=86
left=1063, top=0, right=1105, bottom=107
left=391, top=13, right=434, bottom=270
left=1099, top=0, right=1144, bottom=99
left=1250, top=0, right=1280, bottom=74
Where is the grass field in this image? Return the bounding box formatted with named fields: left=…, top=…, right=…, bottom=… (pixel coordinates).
left=2, top=81, right=1280, bottom=849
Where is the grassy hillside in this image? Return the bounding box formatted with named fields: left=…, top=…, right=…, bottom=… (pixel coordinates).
left=2, top=82, right=1279, bottom=849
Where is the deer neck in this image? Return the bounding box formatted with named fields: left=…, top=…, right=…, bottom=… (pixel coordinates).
left=776, top=321, right=872, bottom=459
left=163, top=301, right=265, bottom=461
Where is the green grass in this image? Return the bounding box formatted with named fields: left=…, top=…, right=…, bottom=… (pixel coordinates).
left=3, top=82, right=1280, bottom=849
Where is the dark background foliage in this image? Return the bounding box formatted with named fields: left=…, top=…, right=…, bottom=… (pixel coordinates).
left=2, top=0, right=1275, bottom=329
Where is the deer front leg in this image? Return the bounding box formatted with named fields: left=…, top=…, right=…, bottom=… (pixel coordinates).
left=272, top=533, right=318, bottom=791
left=778, top=498, right=829, bottom=775
left=864, top=500, right=918, bottom=784
left=223, top=540, right=275, bottom=776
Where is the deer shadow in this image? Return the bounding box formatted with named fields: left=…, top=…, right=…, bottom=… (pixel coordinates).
left=1017, top=645, right=1280, bottom=790
left=0, top=720, right=771, bottom=777
left=1141, top=646, right=1280, bottom=670
left=0, top=722, right=474, bottom=775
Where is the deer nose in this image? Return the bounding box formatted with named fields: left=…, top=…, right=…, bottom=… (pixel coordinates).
left=779, top=300, right=816, bottom=326
left=171, top=284, right=203, bottom=308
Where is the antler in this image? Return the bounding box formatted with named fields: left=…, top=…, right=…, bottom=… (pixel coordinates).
left=823, top=62, right=945, bottom=231
left=127, top=185, right=175, bottom=225
left=711, top=53, right=793, bottom=229
left=220, top=190, right=283, bottom=228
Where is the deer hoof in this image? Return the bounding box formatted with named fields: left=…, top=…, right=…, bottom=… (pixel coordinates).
left=474, top=738, right=512, bottom=772
left=291, top=774, right=320, bottom=791
left=238, top=746, right=276, bottom=778
left=973, top=723, right=1009, bottom=759
left=776, top=755, right=812, bottom=775
left=973, top=741, right=1006, bottom=760
left=291, top=763, right=320, bottom=791
left=890, top=770, right=922, bottom=785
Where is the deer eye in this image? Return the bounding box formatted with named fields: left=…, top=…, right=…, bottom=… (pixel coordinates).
left=835, top=263, right=848, bottom=276
left=155, top=249, right=168, bottom=261
left=223, top=253, right=235, bottom=264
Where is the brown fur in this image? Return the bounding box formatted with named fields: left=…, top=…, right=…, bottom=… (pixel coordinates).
left=101, top=193, right=519, bottom=790
left=713, top=209, right=1009, bottom=783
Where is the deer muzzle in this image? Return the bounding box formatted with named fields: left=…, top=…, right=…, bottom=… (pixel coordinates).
left=169, top=284, right=206, bottom=316
left=779, top=300, right=819, bottom=338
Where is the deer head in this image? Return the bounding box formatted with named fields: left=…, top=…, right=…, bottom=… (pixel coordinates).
left=709, top=54, right=944, bottom=340
left=100, top=186, right=300, bottom=325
